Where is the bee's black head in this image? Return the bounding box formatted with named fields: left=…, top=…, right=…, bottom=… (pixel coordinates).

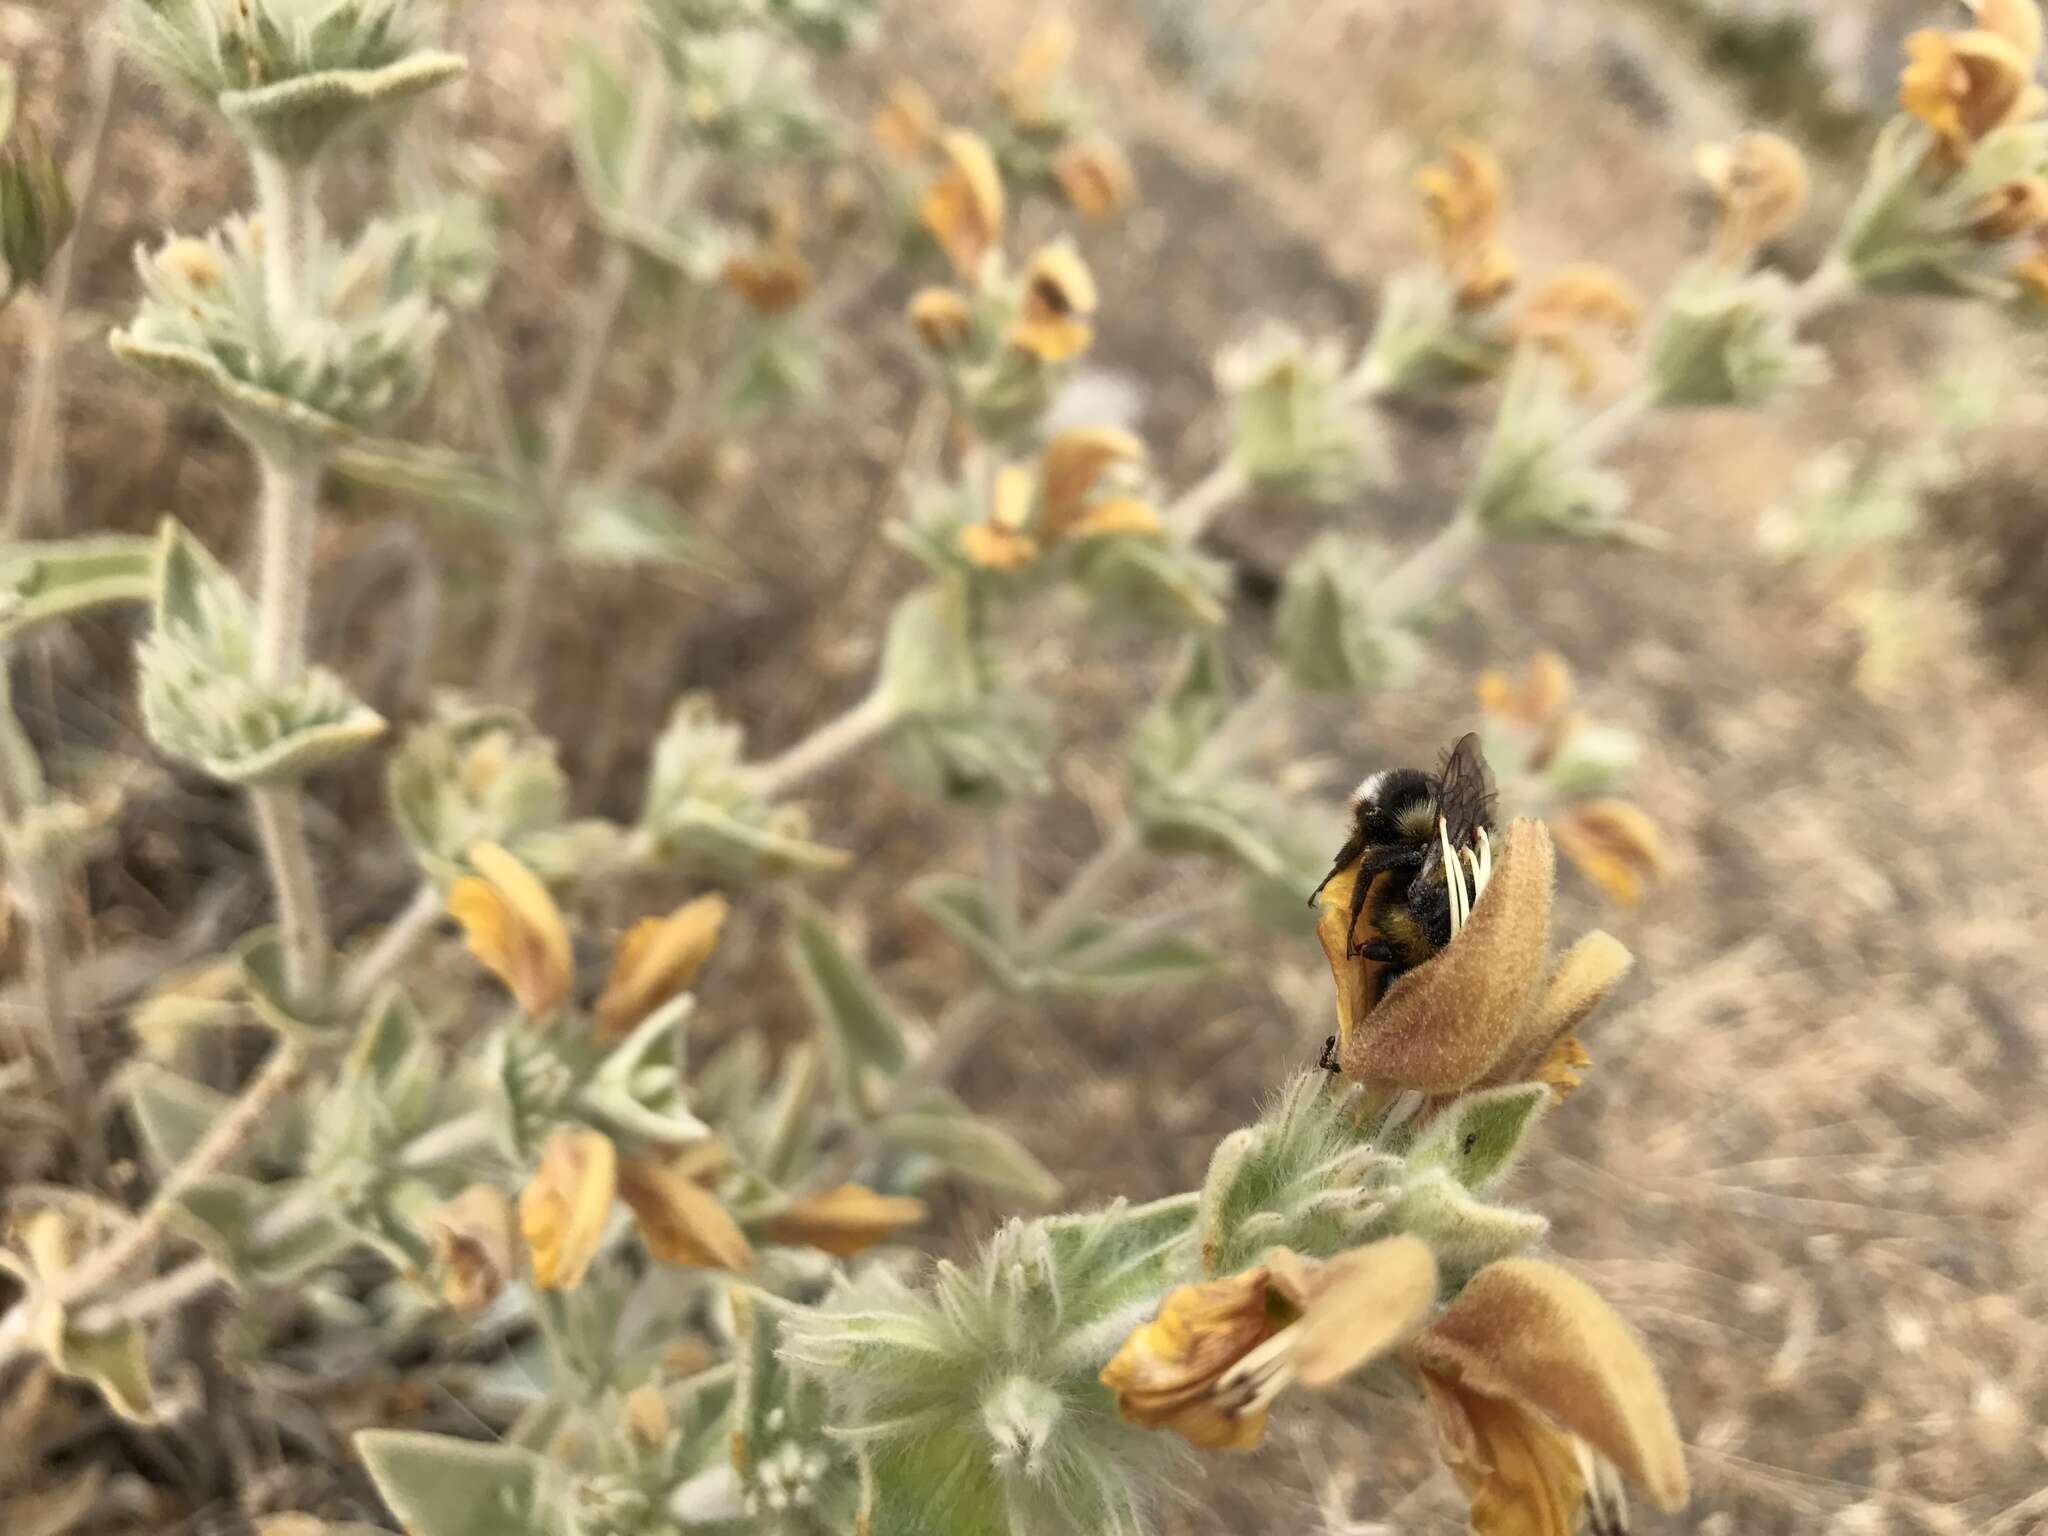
left=1349, top=767, right=1438, bottom=845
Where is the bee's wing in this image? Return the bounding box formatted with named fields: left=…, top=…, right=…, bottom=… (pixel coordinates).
left=1436, top=731, right=1499, bottom=844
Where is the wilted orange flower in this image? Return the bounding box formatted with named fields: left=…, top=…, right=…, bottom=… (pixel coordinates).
left=1317, top=819, right=1632, bottom=1100
left=1552, top=800, right=1668, bottom=909
left=448, top=842, right=574, bottom=1018
left=618, top=1151, right=754, bottom=1271
left=1416, top=139, right=1518, bottom=310
left=1055, top=136, right=1136, bottom=222
left=1008, top=241, right=1098, bottom=361
left=919, top=130, right=1006, bottom=281
left=1476, top=649, right=1577, bottom=771
left=593, top=893, right=729, bottom=1042
left=907, top=285, right=974, bottom=350
left=1514, top=266, right=1642, bottom=395
left=871, top=79, right=936, bottom=164
left=1970, top=174, right=2048, bottom=239
left=1899, top=0, right=2045, bottom=167
left=429, top=1184, right=517, bottom=1315
left=1100, top=1237, right=1438, bottom=1451
left=761, top=1182, right=927, bottom=1257
left=957, top=427, right=1161, bottom=570
left=520, top=1128, right=617, bottom=1291
left=996, top=17, right=1075, bottom=126
left=1694, top=131, right=1810, bottom=264
left=1411, top=1258, right=1689, bottom=1535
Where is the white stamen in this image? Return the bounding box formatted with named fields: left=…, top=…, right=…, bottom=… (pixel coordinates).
left=1439, top=817, right=1467, bottom=934
left=1473, top=825, right=1494, bottom=902
left=1214, top=1330, right=1299, bottom=1418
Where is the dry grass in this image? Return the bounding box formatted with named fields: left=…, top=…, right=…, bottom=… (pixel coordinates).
left=4, top=0, right=2047, bottom=1532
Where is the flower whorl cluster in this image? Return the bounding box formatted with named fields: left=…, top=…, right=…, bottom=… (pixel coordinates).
left=1840, top=0, right=2048, bottom=302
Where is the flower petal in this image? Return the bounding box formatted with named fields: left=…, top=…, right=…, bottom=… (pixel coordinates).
left=448, top=842, right=573, bottom=1018
left=1099, top=1263, right=1281, bottom=1450
left=1039, top=426, right=1147, bottom=529
left=1488, top=929, right=1631, bottom=1091
left=519, top=1128, right=617, bottom=1291
left=1061, top=497, right=1163, bottom=542
left=762, top=1183, right=926, bottom=1258
left=594, top=893, right=729, bottom=1043
left=428, top=1183, right=517, bottom=1315
left=907, top=286, right=973, bottom=350
left=1419, top=1369, right=1589, bottom=1536
left=1337, top=818, right=1555, bottom=1093
left=1976, top=0, right=2045, bottom=63
left=870, top=79, right=936, bottom=164
left=618, top=1154, right=754, bottom=1272
left=1269, top=1235, right=1438, bottom=1389
left=1055, top=137, right=1136, bottom=222
left=919, top=131, right=1005, bottom=281
left=1413, top=1258, right=1689, bottom=1513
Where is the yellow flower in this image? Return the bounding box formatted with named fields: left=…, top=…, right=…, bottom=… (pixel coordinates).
left=428, top=1183, right=517, bottom=1315
left=1411, top=1258, right=1689, bottom=1534
left=1038, top=425, right=1146, bottom=537
left=623, top=1384, right=673, bottom=1447
left=617, top=1150, right=755, bottom=1272
left=1100, top=1237, right=1439, bottom=1451
left=919, top=130, right=1006, bottom=282
left=1693, top=131, right=1810, bottom=265
left=996, top=17, right=1075, bottom=127
left=722, top=243, right=811, bottom=316
left=1475, top=650, right=1579, bottom=774
left=907, top=285, right=974, bottom=350
left=519, top=1128, right=617, bottom=1291
left=448, top=842, right=574, bottom=1019
left=958, top=428, right=1161, bottom=568
left=1900, top=1, right=2045, bottom=168
left=1317, top=819, right=1633, bottom=1098
left=1514, top=266, right=1641, bottom=396
left=593, top=893, right=729, bottom=1043
left=1416, top=139, right=1517, bottom=310
left=1055, top=136, right=1136, bottom=222
left=871, top=78, right=936, bottom=164
left=1552, top=800, right=1668, bottom=909
left=761, top=1182, right=928, bottom=1257
left=1007, top=241, right=1098, bottom=362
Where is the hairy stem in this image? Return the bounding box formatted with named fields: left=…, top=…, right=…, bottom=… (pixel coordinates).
left=55, top=1040, right=306, bottom=1306
left=245, top=152, right=333, bottom=1004
left=336, top=880, right=445, bottom=1015
left=747, top=690, right=903, bottom=801
left=1165, top=458, right=1250, bottom=541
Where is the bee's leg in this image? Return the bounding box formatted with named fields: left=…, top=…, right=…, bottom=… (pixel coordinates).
left=1318, top=1035, right=1340, bottom=1073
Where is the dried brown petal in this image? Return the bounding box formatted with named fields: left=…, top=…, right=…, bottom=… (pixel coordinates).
left=1268, top=1236, right=1438, bottom=1389
left=907, top=286, right=973, bottom=350
left=1475, top=650, right=1574, bottom=730
left=1489, top=929, right=1631, bottom=1091
left=1337, top=819, right=1555, bottom=1093
left=1039, top=426, right=1145, bottom=533
left=919, top=131, right=1005, bottom=281
left=1970, top=175, right=2048, bottom=239
left=1695, top=132, right=1810, bottom=263
left=1414, top=1258, right=1689, bottom=1513
left=428, top=1183, right=516, bottom=1315
left=1553, top=800, right=1666, bottom=908
left=870, top=79, right=935, bottom=164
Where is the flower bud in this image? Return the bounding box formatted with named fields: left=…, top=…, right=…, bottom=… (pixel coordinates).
left=1216, top=322, right=1384, bottom=498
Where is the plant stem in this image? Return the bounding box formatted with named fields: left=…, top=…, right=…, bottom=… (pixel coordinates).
left=2, top=24, right=121, bottom=538
left=337, top=879, right=444, bottom=1016
left=480, top=60, right=671, bottom=699
left=245, top=151, right=333, bottom=1004
left=54, top=1040, right=306, bottom=1306
left=0, top=672, right=93, bottom=1162
left=1019, top=821, right=1143, bottom=951
left=747, top=690, right=903, bottom=801
left=1166, top=458, right=1249, bottom=541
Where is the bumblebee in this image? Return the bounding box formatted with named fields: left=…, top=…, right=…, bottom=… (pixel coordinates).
left=1310, top=733, right=1499, bottom=1071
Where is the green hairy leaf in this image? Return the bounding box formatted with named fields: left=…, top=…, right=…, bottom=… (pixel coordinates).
left=0, top=536, right=155, bottom=646
left=785, top=902, right=911, bottom=1116
left=355, top=1431, right=557, bottom=1536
